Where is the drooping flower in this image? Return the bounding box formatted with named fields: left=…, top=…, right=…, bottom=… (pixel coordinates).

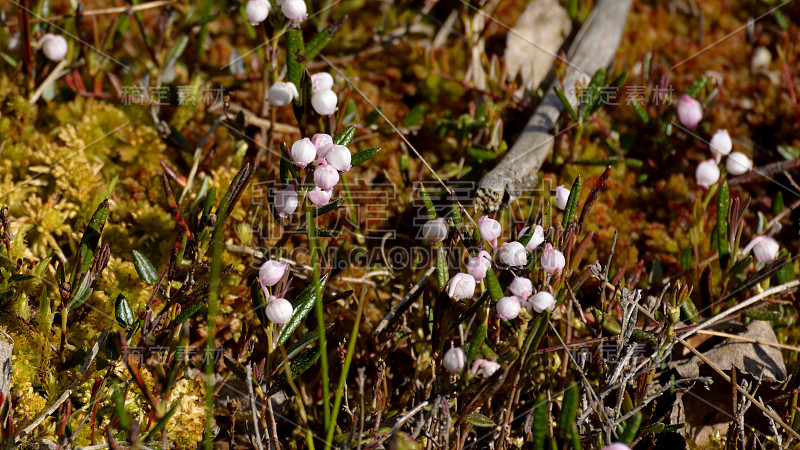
left=308, top=187, right=333, bottom=207
left=726, top=152, right=752, bottom=175
left=540, top=243, right=565, bottom=275
left=496, top=296, right=521, bottom=321
left=497, top=242, right=527, bottom=267
left=314, top=159, right=340, bottom=191
left=509, top=277, right=533, bottom=300
left=528, top=291, right=555, bottom=313
left=677, top=94, right=703, bottom=130
left=709, top=129, right=732, bottom=160
left=290, top=137, right=316, bottom=168
left=443, top=347, right=466, bottom=374
left=743, top=236, right=780, bottom=264
left=555, top=185, right=570, bottom=210
left=311, top=72, right=334, bottom=92
left=325, top=144, right=352, bottom=172
left=268, top=81, right=298, bottom=107
left=311, top=89, right=338, bottom=115
left=259, top=259, right=289, bottom=287
left=274, top=184, right=298, bottom=218
left=245, top=0, right=270, bottom=25
left=696, top=159, right=720, bottom=188
left=466, top=250, right=492, bottom=282
left=422, top=218, right=448, bottom=243
left=477, top=216, right=502, bottom=245
left=41, top=34, right=68, bottom=62
left=447, top=273, right=476, bottom=300
left=601, top=444, right=631, bottom=450
left=281, top=0, right=308, bottom=22
left=265, top=296, right=293, bottom=324
left=471, top=359, right=500, bottom=378
left=520, top=225, right=545, bottom=252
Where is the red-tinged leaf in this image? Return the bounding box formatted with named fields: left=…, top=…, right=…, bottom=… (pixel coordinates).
left=578, top=166, right=611, bottom=231
left=161, top=174, right=193, bottom=241
left=107, top=72, right=123, bottom=98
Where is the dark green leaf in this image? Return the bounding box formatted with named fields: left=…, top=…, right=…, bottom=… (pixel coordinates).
left=351, top=147, right=381, bottom=167
left=285, top=28, right=306, bottom=89
left=251, top=278, right=269, bottom=327
left=333, top=125, right=357, bottom=146
left=743, top=309, right=781, bottom=321
left=316, top=228, right=341, bottom=237
left=132, top=250, right=158, bottom=285
left=275, top=275, right=329, bottom=346
left=686, top=75, right=708, bottom=98
left=717, top=182, right=730, bottom=265
left=66, top=273, right=93, bottom=310
left=532, top=395, right=548, bottom=450
left=402, top=105, right=427, bottom=127
left=558, top=384, right=579, bottom=439
left=115, top=294, right=135, bottom=328
left=554, top=86, right=578, bottom=121
left=8, top=274, right=34, bottom=282
left=164, top=35, right=189, bottom=69
left=313, top=198, right=344, bottom=217
left=630, top=98, right=650, bottom=124
left=776, top=252, right=795, bottom=284
left=468, top=145, right=497, bottom=161
left=305, top=19, right=342, bottom=60
left=418, top=184, right=437, bottom=220
left=630, top=329, right=657, bottom=345
left=562, top=176, right=582, bottom=228
left=620, top=411, right=642, bottom=445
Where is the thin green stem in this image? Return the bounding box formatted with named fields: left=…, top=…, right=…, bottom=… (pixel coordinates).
left=204, top=223, right=223, bottom=449
left=307, top=206, right=331, bottom=434
left=325, top=291, right=364, bottom=447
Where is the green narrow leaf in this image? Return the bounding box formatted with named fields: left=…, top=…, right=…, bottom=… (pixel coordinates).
left=275, top=275, right=330, bottom=346
left=450, top=203, right=463, bottom=230
left=466, top=306, right=488, bottom=362
left=681, top=298, right=699, bottom=325
left=142, top=403, right=179, bottom=441
left=418, top=184, right=438, bottom=220
left=289, top=345, right=321, bottom=378
left=351, top=147, right=381, bottom=167
left=168, top=295, right=208, bottom=328
left=164, top=35, right=189, bottom=69
left=630, top=98, right=650, bottom=124
left=686, top=75, right=708, bottom=98
left=115, top=294, right=135, bottom=328
left=250, top=278, right=269, bottom=327
left=333, top=125, right=357, bottom=146
left=316, top=228, right=341, bottom=237
left=554, top=87, right=578, bottom=122
left=581, top=68, right=607, bottom=120
left=484, top=268, right=504, bottom=302
left=66, top=273, right=93, bottom=310
left=743, top=309, right=782, bottom=321
left=620, top=412, right=642, bottom=445
left=630, top=329, right=657, bottom=344
left=285, top=28, right=306, bottom=89
left=558, top=384, right=579, bottom=440
left=562, top=176, right=583, bottom=228
left=776, top=252, right=795, bottom=284
left=113, top=384, right=130, bottom=429
left=717, top=182, right=730, bottom=266
left=592, top=308, right=621, bottom=335
left=464, top=411, right=495, bottom=428
left=132, top=250, right=158, bottom=285
left=72, top=200, right=110, bottom=282
left=313, top=198, right=345, bottom=217
left=305, top=19, right=342, bottom=60
left=436, top=247, right=448, bottom=291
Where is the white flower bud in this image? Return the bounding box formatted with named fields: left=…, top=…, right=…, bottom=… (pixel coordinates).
left=245, top=0, right=270, bottom=25
left=466, top=250, right=492, bottom=282
left=726, top=152, right=752, bottom=175
left=308, top=187, right=333, bottom=207
left=268, top=81, right=298, bottom=107
left=520, top=225, right=545, bottom=251
left=748, top=236, right=780, bottom=264
left=259, top=259, right=289, bottom=287
left=497, top=241, right=527, bottom=267
left=422, top=218, right=448, bottom=244
left=265, top=296, right=293, bottom=325
left=312, top=133, right=333, bottom=158
left=281, top=0, right=307, bottom=22
left=290, top=137, right=317, bottom=168
left=477, top=215, right=502, bottom=244
left=41, top=34, right=68, bottom=62
left=509, top=277, right=533, bottom=300
left=677, top=94, right=703, bottom=130
left=274, top=184, right=298, bottom=218
left=314, top=159, right=340, bottom=190
left=751, top=47, right=771, bottom=71
left=709, top=129, right=732, bottom=158
left=470, top=359, right=500, bottom=378
left=325, top=144, right=351, bottom=172
left=695, top=159, right=720, bottom=188
left=443, top=347, right=466, bottom=374
left=447, top=273, right=476, bottom=300
left=528, top=291, right=555, bottom=313
left=555, top=185, right=570, bottom=210
left=496, top=296, right=521, bottom=321
left=311, top=72, right=334, bottom=92
left=540, top=243, right=565, bottom=275
left=312, top=89, right=338, bottom=115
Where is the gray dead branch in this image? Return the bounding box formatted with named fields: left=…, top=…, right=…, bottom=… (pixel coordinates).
left=475, top=0, right=634, bottom=212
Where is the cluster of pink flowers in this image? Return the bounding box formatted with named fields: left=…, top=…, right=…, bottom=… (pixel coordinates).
left=274, top=133, right=352, bottom=217
left=246, top=0, right=308, bottom=26
left=258, top=259, right=293, bottom=324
